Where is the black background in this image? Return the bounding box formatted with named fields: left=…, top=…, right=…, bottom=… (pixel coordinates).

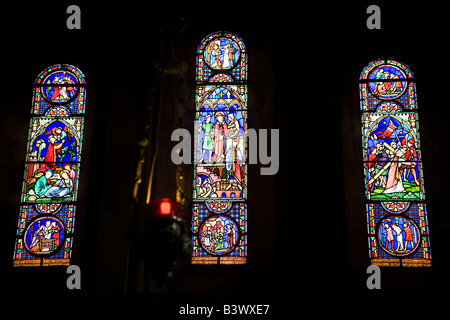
left=1, top=1, right=450, bottom=315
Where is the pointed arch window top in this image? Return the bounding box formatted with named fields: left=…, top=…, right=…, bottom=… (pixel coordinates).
left=360, top=59, right=414, bottom=81
left=35, top=64, right=86, bottom=85
left=32, top=64, right=86, bottom=115
left=198, top=31, right=246, bottom=54
left=359, top=59, right=417, bottom=112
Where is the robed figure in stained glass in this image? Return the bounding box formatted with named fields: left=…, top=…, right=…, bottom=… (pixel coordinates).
left=224, top=112, right=243, bottom=192
left=211, top=111, right=228, bottom=163
left=43, top=170, right=74, bottom=198
left=383, top=147, right=406, bottom=194
left=37, top=125, right=71, bottom=173
left=34, top=170, right=53, bottom=197
left=364, top=113, right=422, bottom=200
left=403, top=138, right=420, bottom=186
left=198, top=114, right=214, bottom=162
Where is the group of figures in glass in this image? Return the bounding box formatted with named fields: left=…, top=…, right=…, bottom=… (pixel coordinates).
left=199, top=215, right=238, bottom=254
left=192, top=202, right=245, bottom=259
left=196, top=109, right=244, bottom=164
left=367, top=202, right=430, bottom=263
left=42, top=71, right=79, bottom=102
left=194, top=104, right=246, bottom=200
left=203, top=38, right=240, bottom=70
left=24, top=119, right=80, bottom=202
left=378, top=215, right=419, bottom=254
left=364, top=111, right=423, bottom=200
left=368, top=66, right=407, bottom=99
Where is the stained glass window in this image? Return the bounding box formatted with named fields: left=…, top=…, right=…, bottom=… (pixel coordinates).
left=191, top=32, right=247, bottom=264
left=13, top=64, right=86, bottom=267
left=359, top=59, right=431, bottom=267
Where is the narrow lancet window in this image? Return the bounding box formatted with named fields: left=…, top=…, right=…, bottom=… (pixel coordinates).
left=191, top=32, right=247, bottom=264
left=359, top=59, right=431, bottom=267
left=13, top=64, right=86, bottom=267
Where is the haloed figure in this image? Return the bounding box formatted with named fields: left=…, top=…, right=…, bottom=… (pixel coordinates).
left=212, top=111, right=227, bottom=163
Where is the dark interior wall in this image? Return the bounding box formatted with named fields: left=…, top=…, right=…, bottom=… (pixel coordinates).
left=336, top=5, right=450, bottom=294
left=2, top=1, right=450, bottom=310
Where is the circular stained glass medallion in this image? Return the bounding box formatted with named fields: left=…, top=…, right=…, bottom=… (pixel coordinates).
left=368, top=65, right=408, bottom=100
left=203, top=38, right=240, bottom=70
left=376, top=215, right=420, bottom=257
left=41, top=70, right=79, bottom=103
left=199, top=215, right=239, bottom=255
left=24, top=216, right=65, bottom=256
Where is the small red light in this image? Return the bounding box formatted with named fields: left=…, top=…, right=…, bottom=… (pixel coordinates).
left=160, top=201, right=171, bottom=215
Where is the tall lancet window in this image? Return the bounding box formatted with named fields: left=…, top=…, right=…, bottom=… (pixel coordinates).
left=360, top=59, right=431, bottom=267
left=13, top=64, right=86, bottom=267
left=191, top=31, right=247, bottom=265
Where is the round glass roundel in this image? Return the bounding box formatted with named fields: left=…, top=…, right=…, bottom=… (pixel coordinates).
left=41, top=70, right=79, bottom=103
left=203, top=37, right=240, bottom=70
left=376, top=215, right=420, bottom=257
left=198, top=215, right=239, bottom=255
left=368, top=65, right=408, bottom=100
left=24, top=216, right=65, bottom=256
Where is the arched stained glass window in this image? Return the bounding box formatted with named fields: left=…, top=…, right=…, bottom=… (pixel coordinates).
left=359, top=59, right=431, bottom=267
left=191, top=31, right=247, bottom=265
left=13, top=64, right=86, bottom=267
